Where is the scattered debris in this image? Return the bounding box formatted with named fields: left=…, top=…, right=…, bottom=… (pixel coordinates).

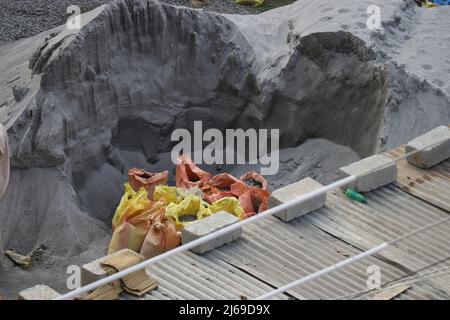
left=344, top=188, right=367, bottom=203
left=82, top=249, right=157, bottom=300
left=423, top=1, right=450, bottom=8
left=6, top=76, right=20, bottom=84
left=191, top=0, right=208, bottom=8
left=5, top=250, right=32, bottom=269
left=12, top=85, right=29, bottom=102
left=236, top=0, right=265, bottom=6
left=370, top=284, right=411, bottom=300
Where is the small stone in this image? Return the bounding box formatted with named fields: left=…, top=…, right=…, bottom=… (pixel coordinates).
left=12, top=85, right=29, bottom=102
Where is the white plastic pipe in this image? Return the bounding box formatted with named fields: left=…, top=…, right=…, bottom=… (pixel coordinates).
left=56, top=175, right=357, bottom=300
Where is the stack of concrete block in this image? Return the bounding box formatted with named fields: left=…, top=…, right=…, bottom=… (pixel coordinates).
left=406, top=125, right=450, bottom=169
left=269, top=177, right=326, bottom=222
left=182, top=211, right=241, bottom=254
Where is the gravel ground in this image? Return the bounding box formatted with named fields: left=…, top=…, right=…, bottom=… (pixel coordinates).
left=0, top=0, right=297, bottom=42
left=0, top=0, right=111, bottom=41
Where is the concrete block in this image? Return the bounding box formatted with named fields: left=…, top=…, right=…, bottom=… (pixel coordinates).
left=18, top=285, right=60, bottom=300
left=81, top=249, right=143, bottom=286
left=270, top=178, right=326, bottom=222
left=182, top=211, right=241, bottom=254
left=338, top=154, right=397, bottom=192
left=406, top=126, right=450, bottom=169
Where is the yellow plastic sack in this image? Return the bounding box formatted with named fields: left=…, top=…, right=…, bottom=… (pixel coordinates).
left=236, top=0, right=264, bottom=7
left=112, top=183, right=153, bottom=229
left=153, top=185, right=204, bottom=204
left=154, top=185, right=181, bottom=204
left=209, top=197, right=245, bottom=220
left=108, top=221, right=148, bottom=254
left=165, top=195, right=212, bottom=230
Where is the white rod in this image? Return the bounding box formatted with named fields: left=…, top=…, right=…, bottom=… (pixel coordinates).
left=255, top=243, right=389, bottom=300
left=56, top=175, right=357, bottom=300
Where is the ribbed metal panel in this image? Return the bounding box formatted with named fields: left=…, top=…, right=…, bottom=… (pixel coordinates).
left=138, top=204, right=411, bottom=299
left=305, top=184, right=450, bottom=274
left=140, top=250, right=289, bottom=300
left=385, top=147, right=450, bottom=212
left=128, top=182, right=449, bottom=300
left=354, top=261, right=450, bottom=300
left=395, top=271, right=450, bottom=300
left=210, top=217, right=406, bottom=300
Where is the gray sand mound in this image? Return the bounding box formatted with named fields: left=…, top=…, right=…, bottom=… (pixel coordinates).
left=0, top=0, right=449, bottom=298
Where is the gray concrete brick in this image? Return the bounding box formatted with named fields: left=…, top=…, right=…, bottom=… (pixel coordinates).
left=406, top=126, right=450, bottom=169
left=182, top=211, right=241, bottom=254
left=338, top=154, right=397, bottom=192
left=18, top=285, right=60, bottom=300
left=270, top=178, right=326, bottom=222
left=81, top=249, right=143, bottom=286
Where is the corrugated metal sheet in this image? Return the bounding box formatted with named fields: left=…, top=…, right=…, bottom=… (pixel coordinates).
left=355, top=261, right=450, bottom=300
left=209, top=216, right=406, bottom=300
left=305, top=185, right=450, bottom=273
left=140, top=250, right=290, bottom=300
left=385, top=147, right=450, bottom=212
left=131, top=213, right=408, bottom=300
left=393, top=267, right=450, bottom=300
left=128, top=182, right=449, bottom=300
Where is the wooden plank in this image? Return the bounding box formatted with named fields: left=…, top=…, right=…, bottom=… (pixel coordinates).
left=369, top=284, right=411, bottom=300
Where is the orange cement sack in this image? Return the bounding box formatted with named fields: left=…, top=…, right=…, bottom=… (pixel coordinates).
left=128, top=168, right=169, bottom=200
left=108, top=221, right=148, bottom=254
left=140, top=214, right=181, bottom=259
left=175, top=154, right=211, bottom=189
left=203, top=173, right=247, bottom=203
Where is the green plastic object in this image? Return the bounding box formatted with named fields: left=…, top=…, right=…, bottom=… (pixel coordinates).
left=236, top=0, right=265, bottom=7
left=345, top=189, right=367, bottom=203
